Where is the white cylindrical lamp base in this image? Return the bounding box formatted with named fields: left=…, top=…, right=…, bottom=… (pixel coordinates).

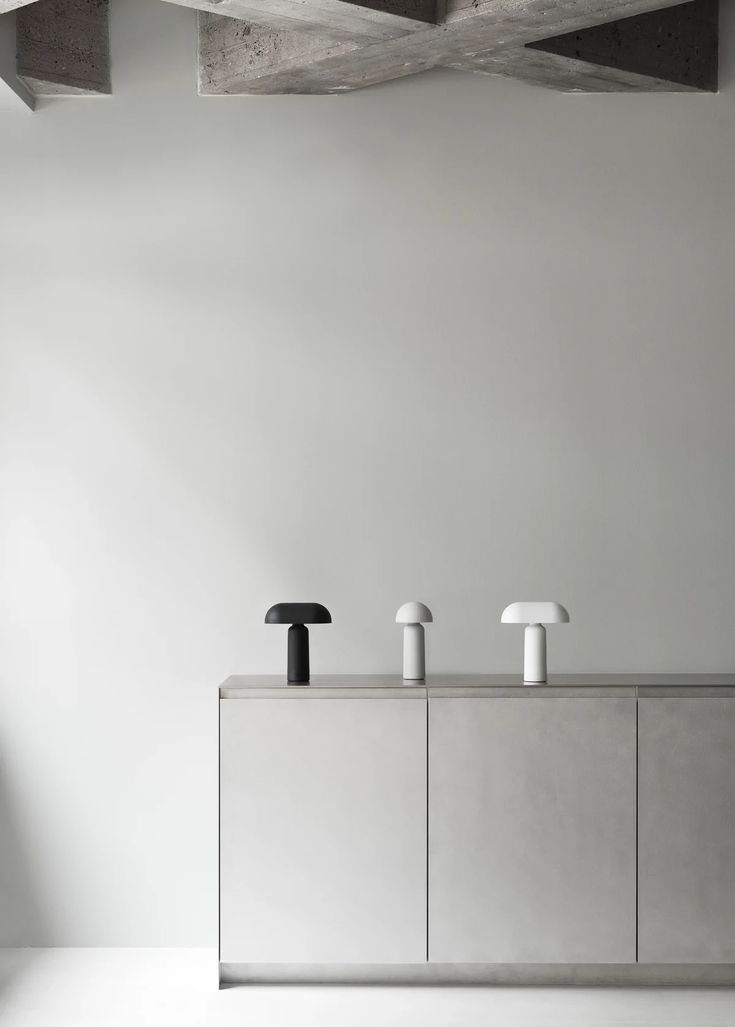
left=403, top=623, right=425, bottom=680
left=523, top=623, right=547, bottom=683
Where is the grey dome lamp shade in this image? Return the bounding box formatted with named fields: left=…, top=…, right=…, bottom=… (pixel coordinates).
left=265, top=603, right=332, bottom=684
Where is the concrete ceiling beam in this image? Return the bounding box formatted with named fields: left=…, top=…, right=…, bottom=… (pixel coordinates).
left=199, top=0, right=695, bottom=94
left=16, top=0, right=111, bottom=96
left=199, top=15, right=361, bottom=94
left=450, top=44, right=705, bottom=92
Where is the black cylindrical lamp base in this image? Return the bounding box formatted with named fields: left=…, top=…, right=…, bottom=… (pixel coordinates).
left=287, top=624, right=310, bottom=683
left=265, top=603, right=330, bottom=685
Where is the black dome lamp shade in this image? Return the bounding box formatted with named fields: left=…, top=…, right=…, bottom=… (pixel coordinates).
left=265, top=603, right=332, bottom=684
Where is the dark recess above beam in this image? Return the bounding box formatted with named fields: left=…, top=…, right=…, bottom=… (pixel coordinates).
left=527, top=0, right=718, bottom=92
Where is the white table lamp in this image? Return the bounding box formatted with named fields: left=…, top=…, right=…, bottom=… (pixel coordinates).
left=396, top=602, right=433, bottom=680
left=501, top=601, right=570, bottom=683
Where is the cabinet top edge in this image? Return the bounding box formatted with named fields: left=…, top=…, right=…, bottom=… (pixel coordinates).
left=220, top=673, right=735, bottom=698
left=428, top=687, right=637, bottom=698
left=220, top=675, right=424, bottom=697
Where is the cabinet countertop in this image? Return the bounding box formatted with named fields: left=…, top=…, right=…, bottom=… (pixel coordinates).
left=220, top=674, right=735, bottom=699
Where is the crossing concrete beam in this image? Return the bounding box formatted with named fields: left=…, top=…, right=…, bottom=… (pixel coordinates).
left=199, top=0, right=701, bottom=95
left=16, top=0, right=110, bottom=96
left=451, top=44, right=705, bottom=93
left=6, top=0, right=717, bottom=99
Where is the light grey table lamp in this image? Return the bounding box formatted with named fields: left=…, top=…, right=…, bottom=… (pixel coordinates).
left=501, top=601, right=569, bottom=683
left=396, top=602, right=433, bottom=680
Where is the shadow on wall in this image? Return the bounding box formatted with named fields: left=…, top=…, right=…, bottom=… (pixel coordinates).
left=0, top=755, right=45, bottom=961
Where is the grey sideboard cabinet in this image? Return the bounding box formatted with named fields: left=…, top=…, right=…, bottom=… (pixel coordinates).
left=219, top=674, right=735, bottom=985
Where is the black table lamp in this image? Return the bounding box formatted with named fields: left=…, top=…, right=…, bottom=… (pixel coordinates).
left=265, top=603, right=332, bottom=683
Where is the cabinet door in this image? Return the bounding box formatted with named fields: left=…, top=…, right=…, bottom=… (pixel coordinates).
left=220, top=696, right=426, bottom=964
left=429, top=697, right=637, bottom=963
left=639, top=698, right=735, bottom=963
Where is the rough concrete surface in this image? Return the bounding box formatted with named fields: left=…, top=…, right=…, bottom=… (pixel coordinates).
left=197, top=0, right=718, bottom=94
left=16, top=0, right=110, bottom=95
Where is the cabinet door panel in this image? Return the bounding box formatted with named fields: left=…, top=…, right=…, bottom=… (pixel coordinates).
left=220, top=697, right=426, bottom=964
left=429, top=697, right=637, bottom=963
left=638, top=698, right=735, bottom=963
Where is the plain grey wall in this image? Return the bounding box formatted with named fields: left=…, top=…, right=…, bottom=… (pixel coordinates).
left=1, top=0, right=734, bottom=945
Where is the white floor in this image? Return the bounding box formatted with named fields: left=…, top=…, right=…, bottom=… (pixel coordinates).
left=1, top=949, right=735, bottom=1027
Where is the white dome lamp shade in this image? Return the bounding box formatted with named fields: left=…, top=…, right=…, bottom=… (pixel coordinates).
left=501, top=601, right=570, bottom=683
left=396, top=602, right=433, bottom=680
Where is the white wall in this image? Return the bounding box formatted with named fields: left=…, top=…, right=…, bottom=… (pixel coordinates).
left=1, top=0, right=735, bottom=946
